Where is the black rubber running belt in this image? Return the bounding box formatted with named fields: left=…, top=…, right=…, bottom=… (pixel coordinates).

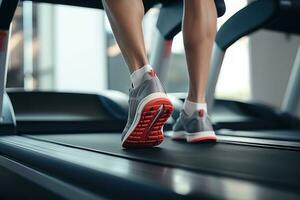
left=28, top=133, right=300, bottom=191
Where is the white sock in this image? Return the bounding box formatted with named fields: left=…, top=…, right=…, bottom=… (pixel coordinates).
left=183, top=99, right=207, bottom=116
left=130, top=64, right=153, bottom=88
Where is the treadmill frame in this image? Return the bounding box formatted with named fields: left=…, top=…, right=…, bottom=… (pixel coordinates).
left=0, top=28, right=10, bottom=121
left=0, top=0, right=18, bottom=133
left=206, top=0, right=300, bottom=114
left=282, top=45, right=300, bottom=114
left=1, top=135, right=299, bottom=199
left=150, top=1, right=182, bottom=85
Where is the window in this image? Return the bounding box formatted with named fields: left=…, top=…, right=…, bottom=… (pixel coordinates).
left=8, top=1, right=250, bottom=101
left=8, top=2, right=107, bottom=93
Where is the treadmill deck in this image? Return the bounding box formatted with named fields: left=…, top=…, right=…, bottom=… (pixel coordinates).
left=28, top=133, right=300, bottom=191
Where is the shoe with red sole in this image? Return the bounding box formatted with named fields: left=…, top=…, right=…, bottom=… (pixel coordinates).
left=172, top=109, right=217, bottom=143
left=121, top=70, right=174, bottom=148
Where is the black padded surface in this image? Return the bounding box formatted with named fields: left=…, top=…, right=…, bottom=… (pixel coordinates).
left=212, top=99, right=289, bottom=130
left=7, top=90, right=128, bottom=133
left=30, top=133, right=300, bottom=191
left=0, top=165, right=62, bottom=200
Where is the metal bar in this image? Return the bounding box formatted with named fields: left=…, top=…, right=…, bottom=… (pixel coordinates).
left=150, top=30, right=173, bottom=86
left=281, top=45, right=300, bottom=114
left=0, top=28, right=11, bottom=121
left=36, top=4, right=55, bottom=89
left=23, top=1, right=34, bottom=90
left=207, top=0, right=277, bottom=113
left=206, top=43, right=225, bottom=113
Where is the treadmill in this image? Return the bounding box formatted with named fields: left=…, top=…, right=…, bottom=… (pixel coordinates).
left=153, top=0, right=300, bottom=132
left=0, top=0, right=300, bottom=200
left=211, top=0, right=300, bottom=132
left=206, top=0, right=300, bottom=139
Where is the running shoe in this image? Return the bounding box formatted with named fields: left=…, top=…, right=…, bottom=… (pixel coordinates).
left=172, top=109, right=217, bottom=143
left=121, top=70, right=174, bottom=148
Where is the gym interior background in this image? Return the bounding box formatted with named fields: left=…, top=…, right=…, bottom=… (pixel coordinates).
left=7, top=0, right=300, bottom=117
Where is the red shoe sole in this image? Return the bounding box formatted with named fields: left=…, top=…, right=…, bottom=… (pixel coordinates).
left=122, top=98, right=173, bottom=148
left=189, top=136, right=217, bottom=143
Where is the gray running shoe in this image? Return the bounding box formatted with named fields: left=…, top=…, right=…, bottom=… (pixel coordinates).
left=172, top=109, right=217, bottom=143
left=121, top=69, right=173, bottom=148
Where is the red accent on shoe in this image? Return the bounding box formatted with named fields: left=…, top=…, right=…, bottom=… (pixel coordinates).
left=0, top=32, right=7, bottom=51
left=198, top=109, right=205, bottom=118
left=148, top=69, right=156, bottom=77
left=190, top=135, right=217, bottom=143
left=122, top=98, right=174, bottom=148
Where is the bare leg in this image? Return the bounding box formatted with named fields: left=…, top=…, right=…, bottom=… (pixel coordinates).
left=183, top=0, right=217, bottom=103
left=102, top=0, right=148, bottom=73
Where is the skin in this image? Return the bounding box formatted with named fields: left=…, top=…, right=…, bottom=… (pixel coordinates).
left=102, top=0, right=217, bottom=103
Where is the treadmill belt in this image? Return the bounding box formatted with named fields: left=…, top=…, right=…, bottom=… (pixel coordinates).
left=29, top=133, right=300, bottom=190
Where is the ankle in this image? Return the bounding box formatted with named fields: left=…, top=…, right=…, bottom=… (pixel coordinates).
left=130, top=65, right=153, bottom=88
left=183, top=99, right=207, bottom=116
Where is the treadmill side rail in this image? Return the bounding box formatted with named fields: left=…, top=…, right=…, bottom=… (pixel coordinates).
left=0, top=93, right=16, bottom=134
left=206, top=0, right=278, bottom=109
left=0, top=29, right=9, bottom=120
left=207, top=43, right=225, bottom=113
left=0, top=28, right=17, bottom=134
left=281, top=45, right=300, bottom=115
left=150, top=32, right=173, bottom=86
left=0, top=1, right=18, bottom=134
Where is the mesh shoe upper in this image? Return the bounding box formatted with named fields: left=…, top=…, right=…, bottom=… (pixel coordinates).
left=173, top=110, right=214, bottom=134
left=121, top=73, right=166, bottom=141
